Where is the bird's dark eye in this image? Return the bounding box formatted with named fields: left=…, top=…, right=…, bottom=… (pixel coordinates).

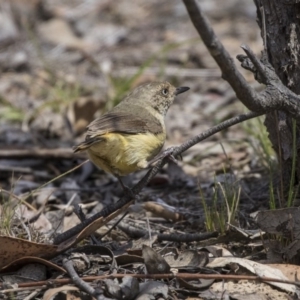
left=161, top=88, right=169, bottom=96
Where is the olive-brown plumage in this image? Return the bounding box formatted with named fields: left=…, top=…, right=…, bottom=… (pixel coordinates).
left=74, top=81, right=189, bottom=185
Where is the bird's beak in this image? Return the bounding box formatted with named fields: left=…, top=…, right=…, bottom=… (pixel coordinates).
left=175, top=86, right=190, bottom=95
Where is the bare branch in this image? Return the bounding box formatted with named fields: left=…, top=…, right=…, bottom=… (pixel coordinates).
left=240, top=45, right=280, bottom=85
left=182, top=0, right=300, bottom=121
left=182, top=0, right=262, bottom=112
left=240, top=44, right=269, bottom=84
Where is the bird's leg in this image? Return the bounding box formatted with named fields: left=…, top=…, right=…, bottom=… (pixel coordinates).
left=147, top=147, right=180, bottom=167
left=117, top=176, right=135, bottom=198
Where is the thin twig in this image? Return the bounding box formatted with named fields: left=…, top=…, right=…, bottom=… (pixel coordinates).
left=63, top=258, right=102, bottom=299
left=240, top=44, right=269, bottom=84
left=117, top=221, right=148, bottom=238
left=73, top=203, right=100, bottom=245
left=100, top=211, right=128, bottom=240
left=172, top=111, right=263, bottom=156
left=157, top=231, right=218, bottom=242
left=2, top=272, right=300, bottom=289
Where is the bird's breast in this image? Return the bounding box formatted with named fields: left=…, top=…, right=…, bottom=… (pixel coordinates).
left=87, top=131, right=166, bottom=176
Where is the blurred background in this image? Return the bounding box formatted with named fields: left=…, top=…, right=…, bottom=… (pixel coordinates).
left=0, top=0, right=270, bottom=203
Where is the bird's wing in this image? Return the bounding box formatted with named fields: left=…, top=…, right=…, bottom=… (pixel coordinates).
left=86, top=110, right=163, bottom=138
left=73, top=106, right=163, bottom=153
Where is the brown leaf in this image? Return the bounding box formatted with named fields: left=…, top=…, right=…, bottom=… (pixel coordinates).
left=0, top=236, right=57, bottom=270
left=142, top=245, right=170, bottom=274
left=163, top=249, right=208, bottom=269
left=1, top=256, right=66, bottom=273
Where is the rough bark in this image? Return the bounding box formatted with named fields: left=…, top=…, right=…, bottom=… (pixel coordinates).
left=254, top=0, right=300, bottom=192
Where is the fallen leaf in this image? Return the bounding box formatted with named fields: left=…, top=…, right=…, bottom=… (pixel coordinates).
left=208, top=257, right=300, bottom=295
left=142, top=245, right=170, bottom=274
left=0, top=236, right=57, bottom=270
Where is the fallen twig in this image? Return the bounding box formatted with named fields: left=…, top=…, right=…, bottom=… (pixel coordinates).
left=63, top=258, right=102, bottom=299
left=1, top=272, right=299, bottom=290
left=157, top=231, right=218, bottom=242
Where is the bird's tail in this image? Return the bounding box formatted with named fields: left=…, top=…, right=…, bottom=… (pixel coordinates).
left=73, top=137, right=103, bottom=153
left=73, top=141, right=89, bottom=153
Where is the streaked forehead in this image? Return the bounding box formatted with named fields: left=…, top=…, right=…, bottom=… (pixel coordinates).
left=142, top=81, right=173, bottom=91
left=128, top=81, right=176, bottom=100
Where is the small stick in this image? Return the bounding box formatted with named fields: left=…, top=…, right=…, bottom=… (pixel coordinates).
left=63, top=258, right=102, bottom=299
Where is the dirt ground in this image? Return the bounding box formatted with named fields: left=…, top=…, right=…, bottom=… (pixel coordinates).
left=1, top=1, right=295, bottom=299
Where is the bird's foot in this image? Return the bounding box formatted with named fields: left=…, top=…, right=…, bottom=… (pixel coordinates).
left=148, top=147, right=179, bottom=167
left=117, top=176, right=135, bottom=198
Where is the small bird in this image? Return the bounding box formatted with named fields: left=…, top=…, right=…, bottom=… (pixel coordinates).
left=74, top=81, right=189, bottom=190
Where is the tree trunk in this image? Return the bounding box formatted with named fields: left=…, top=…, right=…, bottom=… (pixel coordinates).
left=254, top=0, right=300, bottom=198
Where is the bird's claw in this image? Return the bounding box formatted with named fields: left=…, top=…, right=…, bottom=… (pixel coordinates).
left=148, top=146, right=179, bottom=166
